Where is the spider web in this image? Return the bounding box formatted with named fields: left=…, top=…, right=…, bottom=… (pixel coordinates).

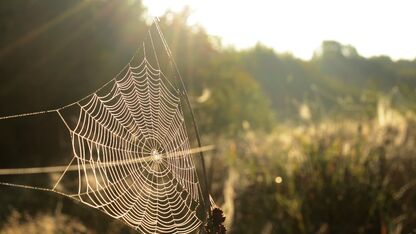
left=0, top=20, right=209, bottom=234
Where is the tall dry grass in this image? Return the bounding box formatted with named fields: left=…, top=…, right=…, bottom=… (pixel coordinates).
left=210, top=100, right=416, bottom=233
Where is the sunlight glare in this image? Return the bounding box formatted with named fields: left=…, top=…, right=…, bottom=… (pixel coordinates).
left=143, top=0, right=416, bottom=60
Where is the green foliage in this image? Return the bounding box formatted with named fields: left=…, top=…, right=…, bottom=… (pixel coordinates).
left=198, top=57, right=274, bottom=136
left=156, top=14, right=274, bottom=136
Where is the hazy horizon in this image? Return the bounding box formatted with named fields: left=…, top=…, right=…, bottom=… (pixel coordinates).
left=143, top=0, right=416, bottom=61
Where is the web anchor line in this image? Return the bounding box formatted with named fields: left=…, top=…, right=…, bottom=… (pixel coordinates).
left=0, top=145, right=214, bottom=175
left=0, top=20, right=213, bottom=234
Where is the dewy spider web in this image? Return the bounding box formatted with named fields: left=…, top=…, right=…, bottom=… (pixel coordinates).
left=0, top=20, right=211, bottom=233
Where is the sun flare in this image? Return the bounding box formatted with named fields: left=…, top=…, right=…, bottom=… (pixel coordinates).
left=144, top=0, right=416, bottom=60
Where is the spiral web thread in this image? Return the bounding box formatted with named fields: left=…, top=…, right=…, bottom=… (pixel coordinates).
left=70, top=49, right=201, bottom=233
left=0, top=21, right=208, bottom=234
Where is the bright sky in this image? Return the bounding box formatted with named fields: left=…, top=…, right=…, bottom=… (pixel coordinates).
left=143, top=0, right=416, bottom=60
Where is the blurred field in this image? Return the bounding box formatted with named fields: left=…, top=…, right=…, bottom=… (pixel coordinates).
left=208, top=101, right=416, bottom=233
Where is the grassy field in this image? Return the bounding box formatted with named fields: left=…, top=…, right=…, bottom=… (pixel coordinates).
left=207, top=101, right=416, bottom=233
left=2, top=101, right=415, bottom=234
